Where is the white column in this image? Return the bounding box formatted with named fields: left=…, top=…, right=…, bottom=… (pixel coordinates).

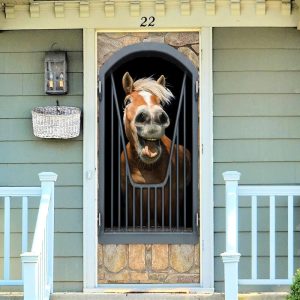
left=221, top=171, right=241, bottom=300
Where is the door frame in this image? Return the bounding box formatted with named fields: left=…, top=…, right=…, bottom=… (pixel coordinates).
left=82, top=27, right=214, bottom=292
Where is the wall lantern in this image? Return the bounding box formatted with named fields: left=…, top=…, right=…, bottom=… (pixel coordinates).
left=45, top=51, right=68, bottom=95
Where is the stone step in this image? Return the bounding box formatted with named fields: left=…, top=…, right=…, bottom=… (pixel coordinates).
left=0, top=292, right=289, bottom=300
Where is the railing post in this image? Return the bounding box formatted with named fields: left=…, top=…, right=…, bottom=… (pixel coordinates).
left=39, top=172, right=57, bottom=294
left=21, top=253, right=39, bottom=300
left=221, top=171, right=241, bottom=300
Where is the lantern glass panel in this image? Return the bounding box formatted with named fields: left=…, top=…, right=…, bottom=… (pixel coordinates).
left=45, top=52, right=68, bottom=95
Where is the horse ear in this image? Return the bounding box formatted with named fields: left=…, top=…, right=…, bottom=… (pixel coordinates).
left=157, top=75, right=166, bottom=87
left=122, top=72, right=133, bottom=94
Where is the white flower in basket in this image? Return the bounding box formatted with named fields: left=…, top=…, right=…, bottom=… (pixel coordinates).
left=32, top=106, right=81, bottom=139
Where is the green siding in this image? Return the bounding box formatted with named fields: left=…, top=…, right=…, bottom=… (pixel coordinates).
left=0, top=30, right=83, bottom=291
left=215, top=117, right=300, bottom=139
left=215, top=94, right=300, bottom=116
left=213, top=27, right=300, bottom=292
left=0, top=52, right=82, bottom=73
left=214, top=49, right=300, bottom=71
left=0, top=96, right=82, bottom=118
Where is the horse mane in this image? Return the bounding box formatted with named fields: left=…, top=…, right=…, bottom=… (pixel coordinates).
left=133, top=77, right=174, bottom=105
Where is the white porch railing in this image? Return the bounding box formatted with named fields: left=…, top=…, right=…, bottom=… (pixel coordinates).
left=221, top=171, right=297, bottom=300
left=0, top=172, right=57, bottom=300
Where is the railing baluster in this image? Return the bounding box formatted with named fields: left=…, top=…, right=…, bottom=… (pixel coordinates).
left=251, top=196, right=257, bottom=280
left=22, top=196, right=28, bottom=253
left=270, top=195, right=276, bottom=280
left=44, top=234, right=47, bottom=297
left=288, top=195, right=294, bottom=280
left=4, top=196, right=10, bottom=280
left=39, top=250, right=42, bottom=299
left=42, top=239, right=45, bottom=298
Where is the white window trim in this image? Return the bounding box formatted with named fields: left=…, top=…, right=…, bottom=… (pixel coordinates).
left=82, top=27, right=214, bottom=292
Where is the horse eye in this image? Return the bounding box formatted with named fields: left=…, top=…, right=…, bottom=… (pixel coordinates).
left=124, top=98, right=131, bottom=107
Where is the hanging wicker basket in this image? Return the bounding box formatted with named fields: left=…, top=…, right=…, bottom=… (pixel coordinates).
left=32, top=106, right=81, bottom=139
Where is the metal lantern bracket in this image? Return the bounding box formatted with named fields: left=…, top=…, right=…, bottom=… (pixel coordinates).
left=45, top=51, right=68, bottom=95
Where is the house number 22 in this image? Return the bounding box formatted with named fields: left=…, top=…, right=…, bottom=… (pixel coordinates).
left=140, top=16, right=155, bottom=27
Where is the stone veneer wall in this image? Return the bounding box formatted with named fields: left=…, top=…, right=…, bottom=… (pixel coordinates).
left=97, top=32, right=200, bottom=284
left=98, top=244, right=200, bottom=283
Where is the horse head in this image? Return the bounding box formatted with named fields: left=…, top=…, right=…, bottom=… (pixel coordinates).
left=122, top=72, right=173, bottom=164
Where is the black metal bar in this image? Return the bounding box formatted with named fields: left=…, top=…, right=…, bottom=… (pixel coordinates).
left=118, top=125, right=121, bottom=229
left=169, top=166, right=172, bottom=229
left=111, top=74, right=131, bottom=231
left=176, top=132, right=179, bottom=230
left=133, top=187, right=136, bottom=230
left=162, top=187, right=164, bottom=229
left=164, top=73, right=187, bottom=185
left=111, top=81, right=114, bottom=229
left=110, top=74, right=131, bottom=182
left=155, top=187, right=157, bottom=230
left=183, top=80, right=186, bottom=229
left=140, top=187, right=143, bottom=229
left=148, top=188, right=150, bottom=230
left=126, top=175, right=128, bottom=229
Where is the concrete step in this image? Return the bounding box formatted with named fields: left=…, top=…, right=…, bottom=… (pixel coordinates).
left=0, top=293, right=23, bottom=300
left=0, top=292, right=289, bottom=300
left=51, top=294, right=224, bottom=300
left=50, top=292, right=288, bottom=300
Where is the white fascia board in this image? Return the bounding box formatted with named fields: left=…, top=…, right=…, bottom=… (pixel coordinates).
left=0, top=1, right=299, bottom=30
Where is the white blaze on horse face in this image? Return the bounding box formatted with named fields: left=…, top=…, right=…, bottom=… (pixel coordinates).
left=138, top=91, right=163, bottom=119
left=139, top=90, right=154, bottom=107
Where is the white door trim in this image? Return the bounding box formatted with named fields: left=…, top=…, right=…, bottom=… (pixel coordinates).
left=83, top=28, right=98, bottom=290
left=199, top=27, right=214, bottom=289
left=82, top=27, right=214, bottom=291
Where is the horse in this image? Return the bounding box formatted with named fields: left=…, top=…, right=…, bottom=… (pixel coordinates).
left=120, top=72, right=191, bottom=228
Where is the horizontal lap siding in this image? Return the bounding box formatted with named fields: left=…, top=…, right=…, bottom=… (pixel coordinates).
left=213, top=27, right=300, bottom=292
left=0, top=30, right=83, bottom=292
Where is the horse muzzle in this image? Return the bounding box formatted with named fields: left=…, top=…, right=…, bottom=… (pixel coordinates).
left=134, top=109, right=170, bottom=164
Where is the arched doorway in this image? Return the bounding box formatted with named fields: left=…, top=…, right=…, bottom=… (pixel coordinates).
left=97, top=37, right=201, bottom=285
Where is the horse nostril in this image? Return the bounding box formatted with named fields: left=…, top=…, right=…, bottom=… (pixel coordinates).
left=158, top=112, right=169, bottom=125
left=135, top=112, right=149, bottom=124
